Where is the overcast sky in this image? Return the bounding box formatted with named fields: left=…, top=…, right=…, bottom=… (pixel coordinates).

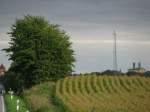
left=0, top=0, right=150, bottom=73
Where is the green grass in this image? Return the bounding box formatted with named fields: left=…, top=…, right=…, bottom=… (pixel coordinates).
left=4, top=94, right=29, bottom=112
left=23, top=82, right=68, bottom=112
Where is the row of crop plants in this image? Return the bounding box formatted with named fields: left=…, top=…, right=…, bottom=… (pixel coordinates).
left=56, top=75, right=150, bottom=112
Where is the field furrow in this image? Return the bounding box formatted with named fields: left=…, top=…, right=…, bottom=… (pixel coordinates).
left=56, top=75, right=150, bottom=112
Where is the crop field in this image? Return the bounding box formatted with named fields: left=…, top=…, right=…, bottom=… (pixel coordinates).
left=56, top=75, right=150, bottom=112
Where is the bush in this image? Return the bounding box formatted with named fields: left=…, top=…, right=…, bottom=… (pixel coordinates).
left=23, top=82, right=69, bottom=112
left=101, top=70, right=125, bottom=76
left=0, top=72, right=24, bottom=93
left=144, top=71, right=150, bottom=77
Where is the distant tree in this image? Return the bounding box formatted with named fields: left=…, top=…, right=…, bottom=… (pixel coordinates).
left=90, top=72, right=101, bottom=75
left=126, top=71, right=137, bottom=76
left=4, top=15, right=75, bottom=90
left=144, top=71, right=150, bottom=77
left=101, top=70, right=124, bottom=76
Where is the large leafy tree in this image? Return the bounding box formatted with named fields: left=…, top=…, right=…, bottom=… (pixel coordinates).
left=4, top=15, right=75, bottom=90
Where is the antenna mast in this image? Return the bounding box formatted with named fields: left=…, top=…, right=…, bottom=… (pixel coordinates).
left=113, top=30, right=118, bottom=71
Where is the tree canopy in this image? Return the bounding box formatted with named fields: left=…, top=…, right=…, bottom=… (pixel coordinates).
left=4, top=15, right=75, bottom=90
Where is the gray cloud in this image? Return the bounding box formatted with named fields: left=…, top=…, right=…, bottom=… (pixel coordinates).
left=0, top=0, right=150, bottom=72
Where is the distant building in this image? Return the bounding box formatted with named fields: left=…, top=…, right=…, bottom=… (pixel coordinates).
left=128, top=62, right=146, bottom=74
left=0, top=64, right=6, bottom=76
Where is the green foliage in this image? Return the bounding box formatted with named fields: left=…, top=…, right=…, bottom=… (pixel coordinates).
left=101, top=70, right=124, bottom=75
left=1, top=72, right=24, bottom=92
left=23, top=82, right=69, bottom=112
left=4, top=94, right=29, bottom=112
left=4, top=15, right=75, bottom=90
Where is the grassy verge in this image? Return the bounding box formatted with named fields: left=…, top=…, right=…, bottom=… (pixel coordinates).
left=23, top=82, right=68, bottom=112
left=4, top=94, right=29, bottom=112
